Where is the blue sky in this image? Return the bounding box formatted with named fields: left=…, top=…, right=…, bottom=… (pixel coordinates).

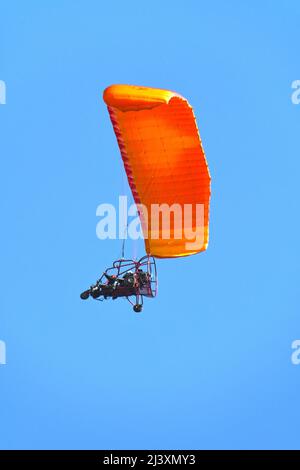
left=0, top=0, right=300, bottom=449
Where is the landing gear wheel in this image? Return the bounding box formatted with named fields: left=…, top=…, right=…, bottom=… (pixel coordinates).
left=133, top=304, right=143, bottom=313
left=80, top=290, right=90, bottom=300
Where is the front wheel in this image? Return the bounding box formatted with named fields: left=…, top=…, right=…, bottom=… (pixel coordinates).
left=80, top=290, right=90, bottom=300
left=133, top=304, right=143, bottom=313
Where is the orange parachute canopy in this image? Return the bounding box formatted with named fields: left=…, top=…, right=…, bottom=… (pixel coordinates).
left=103, top=84, right=211, bottom=259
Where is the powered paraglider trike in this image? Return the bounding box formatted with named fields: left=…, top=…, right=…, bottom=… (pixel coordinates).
left=80, top=255, right=157, bottom=312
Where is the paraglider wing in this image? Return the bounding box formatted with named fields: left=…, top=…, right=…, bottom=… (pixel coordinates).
left=103, top=84, right=211, bottom=258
